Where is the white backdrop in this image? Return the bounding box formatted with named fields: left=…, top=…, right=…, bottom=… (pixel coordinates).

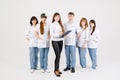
left=0, top=0, right=120, bottom=80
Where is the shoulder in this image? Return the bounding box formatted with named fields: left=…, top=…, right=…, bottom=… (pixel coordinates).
left=74, top=22, right=80, bottom=28
left=36, top=24, right=40, bottom=29
left=50, top=22, right=58, bottom=27
left=84, top=27, right=90, bottom=33
left=50, top=23, right=55, bottom=29
left=45, top=23, right=50, bottom=27
left=64, top=22, right=70, bottom=29
left=50, top=22, right=55, bottom=26
left=46, top=23, right=50, bottom=26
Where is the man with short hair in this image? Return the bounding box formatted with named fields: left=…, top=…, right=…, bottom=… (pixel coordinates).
left=63, top=12, right=81, bottom=73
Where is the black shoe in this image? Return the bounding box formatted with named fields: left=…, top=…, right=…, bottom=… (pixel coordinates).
left=54, top=71, right=61, bottom=77
left=34, top=68, right=37, bottom=70
left=71, top=68, right=75, bottom=73
left=64, top=67, right=70, bottom=71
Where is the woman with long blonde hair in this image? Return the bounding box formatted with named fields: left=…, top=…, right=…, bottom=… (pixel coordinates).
left=34, top=13, right=50, bottom=73
left=77, top=18, right=89, bottom=72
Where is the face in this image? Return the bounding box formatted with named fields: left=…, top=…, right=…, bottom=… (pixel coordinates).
left=81, top=21, right=86, bottom=26
left=54, top=15, right=60, bottom=22
left=90, top=22, right=94, bottom=28
left=68, top=15, right=74, bottom=21
left=41, top=17, right=46, bottom=23
left=32, top=19, right=37, bottom=25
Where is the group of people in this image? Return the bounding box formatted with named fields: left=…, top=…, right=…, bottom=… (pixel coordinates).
left=25, top=12, right=100, bottom=77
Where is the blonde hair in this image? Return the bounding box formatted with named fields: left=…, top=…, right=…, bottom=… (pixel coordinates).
left=80, top=18, right=88, bottom=29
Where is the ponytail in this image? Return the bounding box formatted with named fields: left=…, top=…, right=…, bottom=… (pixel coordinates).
left=40, top=21, right=44, bottom=34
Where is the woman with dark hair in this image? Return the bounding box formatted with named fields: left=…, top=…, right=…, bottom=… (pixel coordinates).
left=25, top=16, right=38, bottom=73
left=34, top=13, right=50, bottom=73
left=88, top=20, right=100, bottom=70
left=77, top=18, right=89, bottom=72
left=50, top=12, right=64, bottom=77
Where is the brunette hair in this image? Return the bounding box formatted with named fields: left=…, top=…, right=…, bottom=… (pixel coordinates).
left=41, top=13, right=47, bottom=18
left=68, top=12, right=75, bottom=16
left=40, top=21, right=44, bottom=34
left=89, top=19, right=96, bottom=35
left=40, top=13, right=47, bottom=34
left=80, top=18, right=88, bottom=29
left=52, top=12, right=64, bottom=32
left=30, top=16, right=38, bottom=26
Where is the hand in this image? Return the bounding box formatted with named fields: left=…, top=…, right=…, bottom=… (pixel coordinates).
left=77, top=33, right=81, bottom=38
left=59, top=32, right=63, bottom=36
left=76, top=43, right=79, bottom=48
left=82, top=44, right=86, bottom=49
left=47, top=35, right=51, bottom=39
left=26, top=38, right=30, bottom=41
left=39, top=37, right=43, bottom=40
left=64, top=35, right=68, bottom=38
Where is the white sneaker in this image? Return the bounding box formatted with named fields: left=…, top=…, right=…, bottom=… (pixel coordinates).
left=89, top=68, right=95, bottom=72
left=81, top=68, right=86, bottom=72
left=30, top=69, right=35, bottom=73
left=41, top=69, right=45, bottom=73
left=45, top=69, right=50, bottom=73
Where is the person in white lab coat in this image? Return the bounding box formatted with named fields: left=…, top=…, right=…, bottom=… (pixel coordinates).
left=34, top=13, right=50, bottom=73
left=50, top=12, right=64, bottom=77
left=77, top=18, right=89, bottom=72
left=63, top=12, right=81, bottom=73
left=88, top=19, right=100, bottom=70
left=25, top=16, right=38, bottom=73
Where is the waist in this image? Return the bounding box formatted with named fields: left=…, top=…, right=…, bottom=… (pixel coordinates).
left=51, top=37, right=64, bottom=41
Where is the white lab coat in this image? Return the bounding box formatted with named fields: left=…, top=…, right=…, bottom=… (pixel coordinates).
left=64, top=21, right=81, bottom=46
left=35, top=23, right=50, bottom=48
left=77, top=27, right=89, bottom=48
left=25, top=25, right=38, bottom=47
left=50, top=22, right=64, bottom=41
left=88, top=28, right=100, bottom=48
